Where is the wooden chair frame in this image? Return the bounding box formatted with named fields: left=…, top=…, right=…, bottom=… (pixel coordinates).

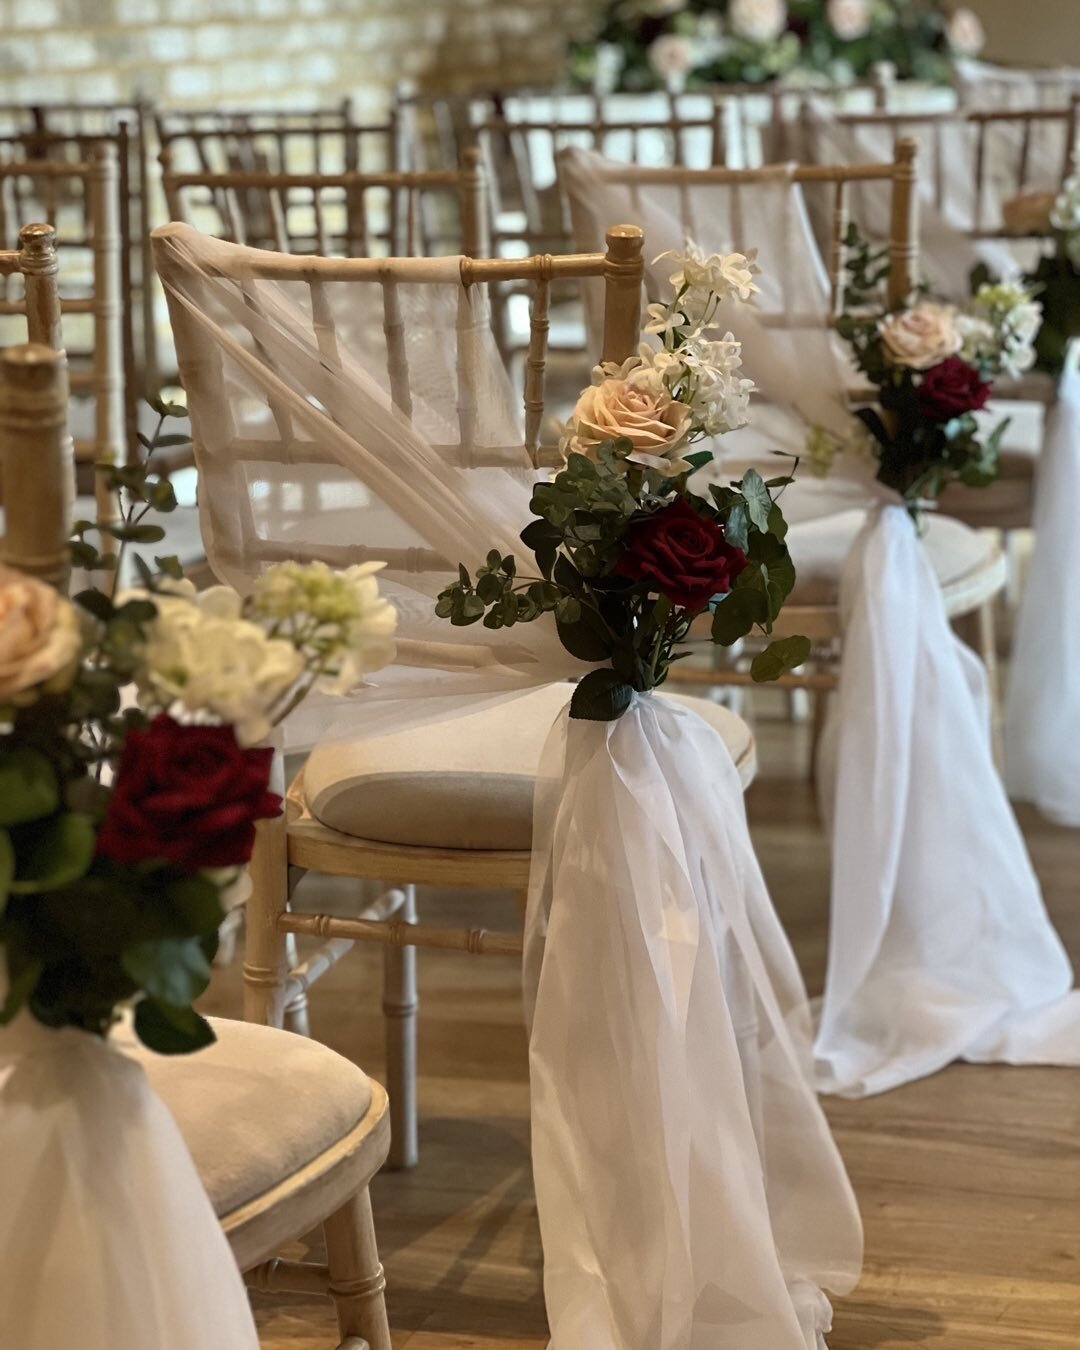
left=0, top=150, right=122, bottom=534
left=0, top=341, right=73, bottom=591
left=160, top=150, right=489, bottom=260
left=154, top=220, right=652, bottom=1169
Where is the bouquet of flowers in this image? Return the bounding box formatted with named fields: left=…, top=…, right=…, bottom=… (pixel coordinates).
left=0, top=411, right=396, bottom=1052
left=436, top=246, right=809, bottom=721
left=570, top=0, right=981, bottom=95
left=820, top=225, right=1042, bottom=505
left=997, top=168, right=1080, bottom=378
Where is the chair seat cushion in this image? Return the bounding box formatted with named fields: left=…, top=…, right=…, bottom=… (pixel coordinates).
left=787, top=509, right=998, bottom=608
left=131, top=1019, right=373, bottom=1218
left=305, top=683, right=754, bottom=851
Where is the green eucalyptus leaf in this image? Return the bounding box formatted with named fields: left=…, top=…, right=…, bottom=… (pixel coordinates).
left=122, top=936, right=212, bottom=1006
left=750, top=635, right=812, bottom=683
left=0, top=748, right=58, bottom=827
left=148, top=478, right=178, bottom=512
left=74, top=588, right=114, bottom=622
left=153, top=555, right=185, bottom=580
left=166, top=872, right=227, bottom=940
left=100, top=523, right=167, bottom=545
left=134, top=998, right=216, bottom=1055
left=568, top=668, right=635, bottom=722
left=711, top=587, right=768, bottom=645
left=9, top=812, right=96, bottom=894
left=555, top=595, right=582, bottom=624
left=476, top=571, right=504, bottom=604
left=724, top=501, right=749, bottom=553
left=556, top=606, right=612, bottom=661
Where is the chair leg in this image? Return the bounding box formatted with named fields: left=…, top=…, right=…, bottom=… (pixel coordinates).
left=808, top=686, right=830, bottom=782
left=243, top=762, right=291, bottom=1029
left=283, top=931, right=311, bottom=1037
left=324, top=1189, right=392, bottom=1350
left=384, top=883, right=418, bottom=1170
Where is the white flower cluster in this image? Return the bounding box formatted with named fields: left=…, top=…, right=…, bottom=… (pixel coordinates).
left=1050, top=171, right=1080, bottom=269
left=962, top=281, right=1043, bottom=380
left=132, top=563, right=397, bottom=745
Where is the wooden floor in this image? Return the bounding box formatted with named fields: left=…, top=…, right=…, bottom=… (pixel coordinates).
left=201, top=707, right=1080, bottom=1350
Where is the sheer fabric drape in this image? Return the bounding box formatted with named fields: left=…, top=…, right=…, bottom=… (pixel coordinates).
left=153, top=222, right=863, bottom=1346
left=560, top=148, right=1080, bottom=1094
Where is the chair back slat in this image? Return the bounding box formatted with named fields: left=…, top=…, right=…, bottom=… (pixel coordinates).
left=524, top=274, right=550, bottom=458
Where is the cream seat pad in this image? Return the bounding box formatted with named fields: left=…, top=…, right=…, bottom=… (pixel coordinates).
left=787, top=509, right=999, bottom=609
left=305, top=684, right=755, bottom=851
left=132, top=1019, right=373, bottom=1218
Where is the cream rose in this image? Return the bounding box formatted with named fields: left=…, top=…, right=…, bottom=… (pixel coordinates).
left=648, top=34, right=695, bottom=84
left=827, top=0, right=870, bottom=41
left=565, top=373, right=692, bottom=475
left=878, top=301, right=962, bottom=370
left=728, top=0, right=788, bottom=44
left=0, top=566, right=81, bottom=704
left=1002, top=190, right=1056, bottom=237
left=946, top=6, right=986, bottom=57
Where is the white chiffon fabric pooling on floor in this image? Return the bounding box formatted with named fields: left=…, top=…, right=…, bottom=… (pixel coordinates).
left=560, top=148, right=1080, bottom=1094
left=0, top=1013, right=259, bottom=1350
left=525, top=695, right=861, bottom=1349
left=152, top=223, right=862, bottom=1347
left=1005, top=345, right=1080, bottom=825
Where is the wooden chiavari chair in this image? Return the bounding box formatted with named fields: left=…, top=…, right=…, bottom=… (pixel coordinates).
left=153, top=218, right=756, bottom=1168
left=955, top=59, right=1080, bottom=112
left=0, top=150, right=122, bottom=539
left=161, top=152, right=488, bottom=260
left=0, top=338, right=395, bottom=1350
left=558, top=142, right=1007, bottom=749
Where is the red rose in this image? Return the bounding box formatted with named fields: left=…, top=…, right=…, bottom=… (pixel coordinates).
left=916, top=357, right=991, bottom=421
left=97, top=715, right=282, bottom=872
left=614, top=496, right=748, bottom=612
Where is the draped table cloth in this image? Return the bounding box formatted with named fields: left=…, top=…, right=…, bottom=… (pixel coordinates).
left=152, top=221, right=865, bottom=1347
left=560, top=147, right=1080, bottom=1095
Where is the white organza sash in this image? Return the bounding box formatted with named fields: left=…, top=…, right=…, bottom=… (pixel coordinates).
left=1005, top=344, right=1080, bottom=824
left=0, top=1015, right=259, bottom=1350
left=524, top=695, right=862, bottom=1349
left=815, top=504, right=1080, bottom=1095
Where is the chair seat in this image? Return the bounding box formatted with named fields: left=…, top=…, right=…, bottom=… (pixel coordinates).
left=132, top=1019, right=373, bottom=1219
left=787, top=509, right=1002, bottom=612
left=305, top=683, right=755, bottom=851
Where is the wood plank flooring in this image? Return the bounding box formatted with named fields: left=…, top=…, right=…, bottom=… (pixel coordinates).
left=200, top=709, right=1080, bottom=1349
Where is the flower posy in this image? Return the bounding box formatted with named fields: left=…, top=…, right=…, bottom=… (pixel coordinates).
left=827, top=0, right=871, bottom=42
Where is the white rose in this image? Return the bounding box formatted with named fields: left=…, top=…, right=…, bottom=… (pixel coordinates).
left=827, top=0, right=871, bottom=41
left=648, top=34, right=696, bottom=83
left=0, top=566, right=81, bottom=704
left=878, top=301, right=962, bottom=370
left=564, top=365, right=693, bottom=476
left=728, top=0, right=788, bottom=44
left=946, top=7, right=986, bottom=57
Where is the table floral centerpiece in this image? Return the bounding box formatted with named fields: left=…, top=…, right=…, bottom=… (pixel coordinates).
left=0, top=413, right=396, bottom=1348
left=570, top=0, right=985, bottom=96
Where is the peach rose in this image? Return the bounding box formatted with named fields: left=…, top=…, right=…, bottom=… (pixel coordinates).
left=565, top=374, right=692, bottom=475
left=0, top=566, right=81, bottom=704
left=1002, top=191, right=1056, bottom=237
left=878, top=301, right=962, bottom=371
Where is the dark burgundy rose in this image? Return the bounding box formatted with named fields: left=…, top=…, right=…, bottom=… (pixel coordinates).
left=97, top=715, right=282, bottom=872
left=614, top=496, right=748, bottom=612
left=917, top=357, right=991, bottom=421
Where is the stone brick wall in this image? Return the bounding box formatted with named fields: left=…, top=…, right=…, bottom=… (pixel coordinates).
left=0, top=0, right=597, bottom=116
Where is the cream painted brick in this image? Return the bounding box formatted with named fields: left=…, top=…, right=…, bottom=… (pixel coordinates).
left=115, top=0, right=161, bottom=21
left=0, top=37, right=38, bottom=75
left=16, top=0, right=60, bottom=27
left=192, top=24, right=238, bottom=60
left=70, top=70, right=122, bottom=100
left=166, top=65, right=217, bottom=100
left=141, top=27, right=195, bottom=62
left=38, top=32, right=99, bottom=70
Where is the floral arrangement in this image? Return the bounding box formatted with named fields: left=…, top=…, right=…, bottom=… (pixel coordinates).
left=997, top=169, right=1080, bottom=378
left=570, top=0, right=984, bottom=95
left=0, top=408, right=396, bottom=1052
left=436, top=247, right=809, bottom=721
left=819, top=226, right=1041, bottom=504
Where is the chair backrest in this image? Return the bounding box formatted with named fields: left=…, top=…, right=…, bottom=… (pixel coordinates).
left=0, top=342, right=73, bottom=590
left=0, top=101, right=155, bottom=405
left=802, top=99, right=1079, bottom=240
left=161, top=153, right=489, bottom=259
left=0, top=221, right=62, bottom=347
left=0, top=149, right=123, bottom=531
left=955, top=60, right=1080, bottom=112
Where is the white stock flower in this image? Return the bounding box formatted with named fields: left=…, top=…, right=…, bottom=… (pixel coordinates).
left=827, top=0, right=871, bottom=41
left=728, top=0, right=788, bottom=44
left=135, top=581, right=304, bottom=746
left=956, top=312, right=997, bottom=368
left=946, top=7, right=986, bottom=57
left=1050, top=173, right=1080, bottom=235
left=660, top=243, right=761, bottom=330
